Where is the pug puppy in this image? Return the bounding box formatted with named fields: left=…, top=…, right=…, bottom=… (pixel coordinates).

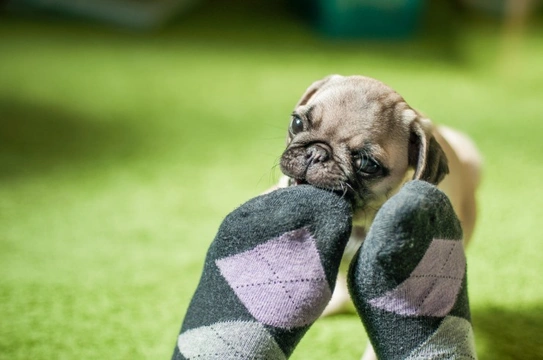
left=274, top=75, right=482, bottom=360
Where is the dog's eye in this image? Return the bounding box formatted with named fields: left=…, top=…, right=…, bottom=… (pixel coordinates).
left=354, top=155, right=381, bottom=175
left=290, top=116, right=304, bottom=135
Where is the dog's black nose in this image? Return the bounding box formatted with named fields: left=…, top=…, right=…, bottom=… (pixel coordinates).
left=305, top=144, right=330, bottom=164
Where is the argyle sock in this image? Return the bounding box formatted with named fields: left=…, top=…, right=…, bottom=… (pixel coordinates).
left=172, top=185, right=352, bottom=359
left=348, top=180, right=477, bottom=359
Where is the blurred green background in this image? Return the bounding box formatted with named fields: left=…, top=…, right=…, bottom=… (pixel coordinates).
left=1, top=0, right=542, bottom=359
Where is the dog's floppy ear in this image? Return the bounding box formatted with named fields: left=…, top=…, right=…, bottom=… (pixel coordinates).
left=408, top=114, right=449, bottom=185
left=295, top=74, right=342, bottom=107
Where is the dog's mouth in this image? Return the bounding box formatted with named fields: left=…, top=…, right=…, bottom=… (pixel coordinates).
left=281, top=148, right=359, bottom=202
left=292, top=178, right=308, bottom=186
left=289, top=177, right=357, bottom=203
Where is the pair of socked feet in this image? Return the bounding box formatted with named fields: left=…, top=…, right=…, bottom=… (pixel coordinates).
left=172, top=181, right=477, bottom=359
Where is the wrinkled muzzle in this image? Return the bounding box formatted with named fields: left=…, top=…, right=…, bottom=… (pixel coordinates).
left=280, top=142, right=352, bottom=193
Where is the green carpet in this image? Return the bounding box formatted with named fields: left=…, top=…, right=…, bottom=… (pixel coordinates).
left=1, top=2, right=542, bottom=359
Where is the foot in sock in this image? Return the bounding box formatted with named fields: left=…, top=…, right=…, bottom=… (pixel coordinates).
left=172, top=185, right=352, bottom=359
left=349, top=180, right=477, bottom=360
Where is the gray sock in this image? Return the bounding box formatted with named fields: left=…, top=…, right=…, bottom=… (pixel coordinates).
left=172, top=185, right=352, bottom=359
left=348, top=181, right=477, bottom=359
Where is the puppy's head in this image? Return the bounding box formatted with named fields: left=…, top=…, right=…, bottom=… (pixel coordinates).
left=280, top=75, right=448, bottom=210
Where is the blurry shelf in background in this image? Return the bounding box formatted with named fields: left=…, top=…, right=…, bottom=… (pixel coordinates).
left=4, top=0, right=200, bottom=29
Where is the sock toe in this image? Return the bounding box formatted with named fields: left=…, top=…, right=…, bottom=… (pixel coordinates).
left=215, top=185, right=353, bottom=285
left=353, top=181, right=463, bottom=293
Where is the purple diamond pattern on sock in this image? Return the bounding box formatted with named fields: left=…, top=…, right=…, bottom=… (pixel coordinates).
left=215, top=228, right=331, bottom=329
left=369, top=239, right=465, bottom=317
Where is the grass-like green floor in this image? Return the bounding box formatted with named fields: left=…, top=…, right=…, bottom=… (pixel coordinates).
left=1, top=2, right=543, bottom=359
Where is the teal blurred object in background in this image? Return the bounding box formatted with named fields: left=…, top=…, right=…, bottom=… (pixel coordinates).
left=292, top=0, right=425, bottom=39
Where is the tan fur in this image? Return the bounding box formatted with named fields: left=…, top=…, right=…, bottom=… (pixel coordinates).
left=271, top=75, right=481, bottom=359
